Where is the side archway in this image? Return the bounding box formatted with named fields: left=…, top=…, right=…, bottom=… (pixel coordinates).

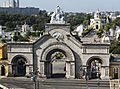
left=86, top=56, right=103, bottom=79
left=11, top=55, right=27, bottom=77
left=1, top=65, right=5, bottom=76
left=40, top=43, right=75, bottom=78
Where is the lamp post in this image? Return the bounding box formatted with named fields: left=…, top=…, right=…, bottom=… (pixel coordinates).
left=31, top=68, right=40, bottom=89
left=82, top=65, right=89, bottom=89
left=85, top=70, right=88, bottom=89
left=97, top=71, right=100, bottom=89
left=97, top=77, right=100, bottom=89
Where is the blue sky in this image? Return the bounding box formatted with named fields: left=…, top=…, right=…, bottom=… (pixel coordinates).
left=0, top=0, right=120, bottom=12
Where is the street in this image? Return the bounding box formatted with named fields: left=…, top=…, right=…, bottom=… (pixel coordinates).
left=0, top=77, right=110, bottom=89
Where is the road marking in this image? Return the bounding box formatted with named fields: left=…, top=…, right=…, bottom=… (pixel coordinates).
left=0, top=84, right=8, bottom=89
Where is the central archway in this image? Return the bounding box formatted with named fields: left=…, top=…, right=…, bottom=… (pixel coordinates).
left=40, top=43, right=75, bottom=79
left=46, top=49, right=66, bottom=78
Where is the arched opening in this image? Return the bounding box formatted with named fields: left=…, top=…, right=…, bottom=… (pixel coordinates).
left=45, top=49, right=66, bottom=78
left=41, top=44, right=76, bottom=79
left=96, top=25, right=98, bottom=29
left=87, top=57, right=102, bottom=79
left=1, top=65, right=5, bottom=76
left=113, top=67, right=118, bottom=79
left=12, top=56, right=27, bottom=77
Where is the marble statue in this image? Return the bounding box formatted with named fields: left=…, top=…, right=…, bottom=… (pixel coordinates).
left=116, top=29, right=120, bottom=39
left=50, top=12, right=56, bottom=23
left=115, top=26, right=120, bottom=39
left=109, top=28, right=114, bottom=37
left=101, top=34, right=110, bottom=43
left=55, top=5, right=60, bottom=14
left=50, top=6, right=65, bottom=24
left=76, top=24, right=84, bottom=37
left=73, top=24, right=84, bottom=37
left=52, top=32, right=64, bottom=41
left=56, top=13, right=60, bottom=21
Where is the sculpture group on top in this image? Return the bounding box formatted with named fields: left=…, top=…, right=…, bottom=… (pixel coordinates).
left=50, top=6, right=65, bottom=24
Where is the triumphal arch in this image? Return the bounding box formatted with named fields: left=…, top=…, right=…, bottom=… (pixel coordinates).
left=7, top=6, right=110, bottom=79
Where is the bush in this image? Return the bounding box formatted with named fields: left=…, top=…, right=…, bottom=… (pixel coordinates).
left=18, top=35, right=29, bottom=42
left=31, top=32, right=36, bottom=37
left=96, top=29, right=103, bottom=38
left=36, top=32, right=40, bottom=37
left=1, top=39, right=6, bottom=43
left=4, top=28, right=14, bottom=32
left=82, top=28, right=92, bottom=37
left=31, top=32, right=40, bottom=37
left=109, top=40, right=120, bottom=54
left=13, top=35, right=18, bottom=41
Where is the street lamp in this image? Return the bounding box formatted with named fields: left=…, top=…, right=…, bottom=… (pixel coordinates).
left=97, top=78, right=100, bottom=89
left=97, top=71, right=100, bottom=89
left=85, top=70, right=88, bottom=89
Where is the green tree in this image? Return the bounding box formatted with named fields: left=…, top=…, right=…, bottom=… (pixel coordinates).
left=104, top=23, right=110, bottom=31
left=115, top=17, right=120, bottom=27
left=13, top=35, right=18, bottom=41
left=25, top=31, right=31, bottom=37
left=4, top=28, right=14, bottom=32
left=18, top=35, right=29, bottom=41
left=5, top=22, right=16, bottom=28
left=32, top=24, right=38, bottom=31
left=82, top=27, right=93, bottom=37
left=118, top=34, right=120, bottom=41
left=111, top=20, right=116, bottom=30
left=96, top=29, right=103, bottom=38
left=1, top=38, right=6, bottom=43
left=109, top=40, right=120, bottom=54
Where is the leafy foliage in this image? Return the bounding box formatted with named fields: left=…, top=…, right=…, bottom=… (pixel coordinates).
left=66, top=13, right=92, bottom=31
left=0, top=10, right=49, bottom=32
left=104, top=23, right=110, bottom=31
left=13, top=35, right=18, bottom=41
left=82, top=27, right=93, bottom=37
left=114, top=17, right=120, bottom=27
left=18, top=35, right=29, bottom=41
left=52, top=52, right=65, bottom=59
left=110, top=40, right=120, bottom=54
left=31, top=32, right=41, bottom=37
left=96, top=29, right=103, bottom=38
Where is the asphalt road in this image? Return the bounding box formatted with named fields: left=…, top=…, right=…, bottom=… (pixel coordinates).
left=0, top=77, right=110, bottom=89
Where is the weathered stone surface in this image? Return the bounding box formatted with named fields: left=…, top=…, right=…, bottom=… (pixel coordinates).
left=7, top=23, right=110, bottom=79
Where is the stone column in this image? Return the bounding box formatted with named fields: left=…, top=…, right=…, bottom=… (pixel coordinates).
left=82, top=66, right=87, bottom=79
left=105, top=66, right=109, bottom=79
left=66, top=62, right=70, bottom=78
left=101, top=66, right=109, bottom=80
left=26, top=65, right=29, bottom=76
left=40, top=62, right=46, bottom=77
left=37, top=57, right=40, bottom=72
left=100, top=67, right=104, bottom=79
left=29, top=66, right=33, bottom=74
left=47, top=63, right=52, bottom=78
left=70, top=62, right=75, bottom=78
left=8, top=64, right=12, bottom=75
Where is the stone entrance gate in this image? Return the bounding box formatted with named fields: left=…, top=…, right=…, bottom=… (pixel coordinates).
left=7, top=6, right=110, bottom=79
left=7, top=23, right=110, bottom=79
